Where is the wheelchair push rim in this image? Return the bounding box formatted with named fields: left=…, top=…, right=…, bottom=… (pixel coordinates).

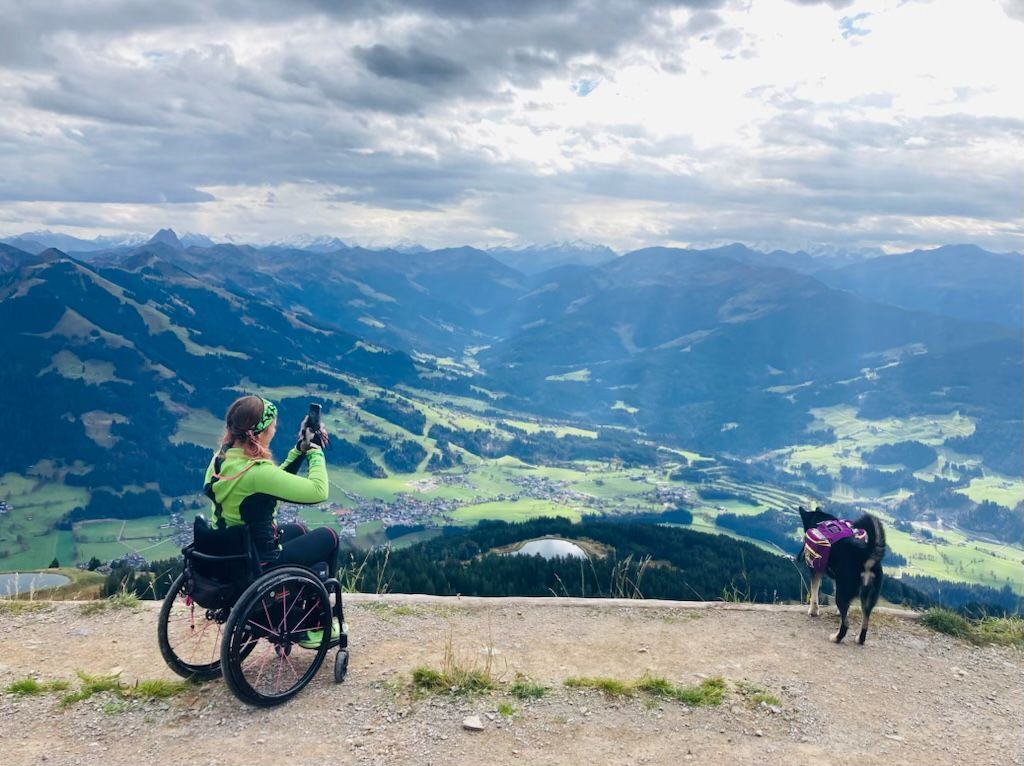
left=221, top=567, right=333, bottom=706
left=157, top=572, right=226, bottom=680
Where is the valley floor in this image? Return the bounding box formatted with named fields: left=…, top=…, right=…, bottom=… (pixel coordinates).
left=1, top=597, right=1021, bottom=766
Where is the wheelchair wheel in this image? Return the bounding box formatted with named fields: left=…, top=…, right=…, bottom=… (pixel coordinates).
left=157, top=572, right=225, bottom=680
left=221, top=567, right=332, bottom=707
left=334, top=649, right=349, bottom=683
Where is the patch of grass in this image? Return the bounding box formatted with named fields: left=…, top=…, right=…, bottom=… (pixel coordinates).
left=0, top=600, right=52, bottom=616
left=640, top=675, right=727, bottom=706
left=735, top=680, right=781, bottom=707
left=921, top=608, right=973, bottom=640
left=410, top=631, right=497, bottom=695
left=79, top=600, right=109, bottom=616
left=497, top=701, right=516, bottom=717
left=922, top=608, right=1024, bottom=647
left=509, top=675, right=548, bottom=700
left=130, top=679, right=192, bottom=700
left=564, top=676, right=634, bottom=696
left=411, top=667, right=444, bottom=689
left=78, top=590, right=141, bottom=616
left=634, top=675, right=675, bottom=697
left=6, top=678, right=44, bottom=695
left=59, top=672, right=125, bottom=707
left=972, top=616, right=1024, bottom=647
left=108, top=589, right=141, bottom=610
left=57, top=672, right=194, bottom=708
left=411, top=664, right=494, bottom=695
left=358, top=601, right=421, bottom=620
left=565, top=674, right=727, bottom=706
left=5, top=677, right=72, bottom=695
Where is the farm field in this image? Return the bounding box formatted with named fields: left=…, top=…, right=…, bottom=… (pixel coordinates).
left=71, top=514, right=184, bottom=565
left=879, top=517, right=1024, bottom=588
left=780, top=406, right=977, bottom=479
left=0, top=473, right=89, bottom=570
left=956, top=475, right=1024, bottom=508
left=450, top=499, right=582, bottom=525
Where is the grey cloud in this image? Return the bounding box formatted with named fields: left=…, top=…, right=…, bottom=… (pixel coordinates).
left=5, top=0, right=734, bottom=120
left=686, top=10, right=724, bottom=35
left=1001, top=0, right=1024, bottom=21
left=353, top=45, right=468, bottom=86
left=759, top=110, right=1024, bottom=152
left=511, top=49, right=561, bottom=72
left=1, top=0, right=727, bottom=66
left=715, top=29, right=743, bottom=50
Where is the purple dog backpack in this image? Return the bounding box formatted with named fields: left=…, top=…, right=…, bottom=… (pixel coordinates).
left=803, top=519, right=868, bottom=575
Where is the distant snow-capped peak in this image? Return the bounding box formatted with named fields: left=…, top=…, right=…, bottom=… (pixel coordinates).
left=488, top=240, right=616, bottom=255
left=268, top=234, right=349, bottom=252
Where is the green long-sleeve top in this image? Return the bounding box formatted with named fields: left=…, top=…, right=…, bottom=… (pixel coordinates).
left=203, top=446, right=328, bottom=560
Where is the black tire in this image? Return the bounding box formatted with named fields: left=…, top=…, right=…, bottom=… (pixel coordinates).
left=221, top=567, right=332, bottom=707
left=334, top=649, right=349, bottom=683
left=157, top=572, right=224, bottom=681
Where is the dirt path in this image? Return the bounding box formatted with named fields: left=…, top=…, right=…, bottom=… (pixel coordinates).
left=1, top=596, right=1021, bottom=766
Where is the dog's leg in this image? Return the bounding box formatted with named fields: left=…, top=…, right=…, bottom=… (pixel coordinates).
left=832, top=583, right=853, bottom=643
left=807, top=573, right=821, bottom=617
left=858, top=567, right=883, bottom=645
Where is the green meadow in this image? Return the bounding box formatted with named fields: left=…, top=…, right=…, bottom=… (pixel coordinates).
left=450, top=499, right=582, bottom=525
left=169, top=407, right=223, bottom=447
left=956, top=476, right=1024, bottom=509
left=545, top=368, right=591, bottom=382
left=881, top=519, right=1024, bottom=592
left=782, top=405, right=976, bottom=478
left=0, top=474, right=89, bottom=570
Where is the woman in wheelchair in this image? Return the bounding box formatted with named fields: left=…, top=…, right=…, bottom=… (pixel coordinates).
left=159, top=394, right=350, bottom=705
left=203, top=395, right=340, bottom=640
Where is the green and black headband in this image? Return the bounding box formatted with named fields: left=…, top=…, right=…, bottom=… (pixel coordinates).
left=252, top=398, right=277, bottom=434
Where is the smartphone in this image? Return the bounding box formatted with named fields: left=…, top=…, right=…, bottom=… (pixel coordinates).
left=307, top=402, right=322, bottom=430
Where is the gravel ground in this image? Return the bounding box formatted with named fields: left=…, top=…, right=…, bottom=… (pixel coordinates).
left=1, top=596, right=1021, bottom=766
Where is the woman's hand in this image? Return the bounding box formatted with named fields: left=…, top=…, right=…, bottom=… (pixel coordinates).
left=296, top=423, right=315, bottom=453
left=297, top=424, right=326, bottom=453
left=304, top=427, right=322, bottom=451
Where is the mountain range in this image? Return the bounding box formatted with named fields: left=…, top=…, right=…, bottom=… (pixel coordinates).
left=0, top=230, right=1020, bottom=505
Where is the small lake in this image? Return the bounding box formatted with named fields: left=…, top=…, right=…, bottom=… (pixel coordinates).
left=508, top=538, right=589, bottom=560
left=0, top=572, right=70, bottom=596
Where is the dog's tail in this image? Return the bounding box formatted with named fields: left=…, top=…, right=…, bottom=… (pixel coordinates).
left=853, top=513, right=886, bottom=587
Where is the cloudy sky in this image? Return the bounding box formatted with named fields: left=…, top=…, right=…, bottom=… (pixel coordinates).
left=1, top=0, right=1022, bottom=252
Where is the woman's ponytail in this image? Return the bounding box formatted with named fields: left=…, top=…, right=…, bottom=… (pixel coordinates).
left=219, top=396, right=274, bottom=460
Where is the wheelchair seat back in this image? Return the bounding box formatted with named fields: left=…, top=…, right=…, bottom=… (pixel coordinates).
left=183, top=516, right=261, bottom=610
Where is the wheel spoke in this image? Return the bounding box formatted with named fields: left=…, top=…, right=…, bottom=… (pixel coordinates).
left=277, top=583, right=308, bottom=637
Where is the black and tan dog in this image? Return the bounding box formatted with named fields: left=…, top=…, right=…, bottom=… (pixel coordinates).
left=798, top=506, right=886, bottom=645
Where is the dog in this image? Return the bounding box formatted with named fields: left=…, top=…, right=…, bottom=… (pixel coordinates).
left=798, top=506, right=886, bottom=645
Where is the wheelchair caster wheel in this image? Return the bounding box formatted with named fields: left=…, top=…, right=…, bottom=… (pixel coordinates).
left=334, top=649, right=349, bottom=683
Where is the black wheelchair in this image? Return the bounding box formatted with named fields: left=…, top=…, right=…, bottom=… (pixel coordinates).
left=157, top=518, right=349, bottom=706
